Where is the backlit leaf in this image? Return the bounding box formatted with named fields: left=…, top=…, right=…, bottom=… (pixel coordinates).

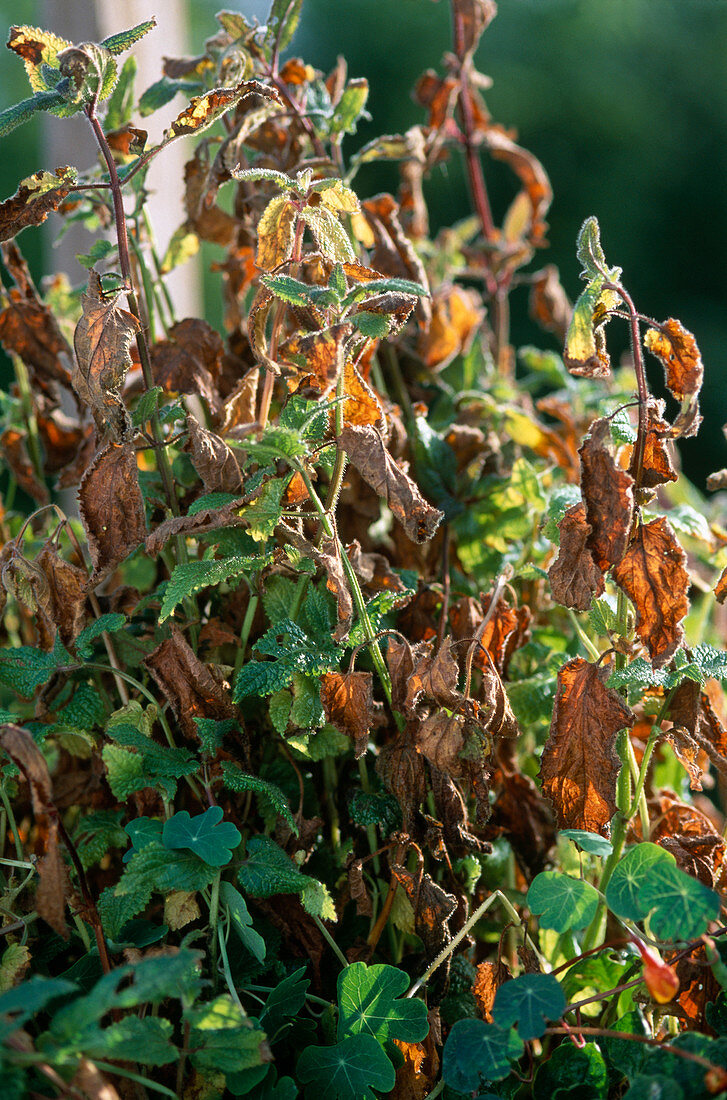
left=612, top=517, right=689, bottom=669
left=159, top=555, right=259, bottom=624
left=337, top=962, right=429, bottom=1044
left=579, top=417, right=634, bottom=573
left=7, top=25, right=72, bottom=93
left=0, top=166, right=77, bottom=242
left=320, top=671, right=374, bottom=758
left=78, top=443, right=146, bottom=582
left=540, top=657, right=634, bottom=834
left=644, top=319, right=703, bottom=439
left=548, top=501, right=604, bottom=612
left=257, top=194, right=297, bottom=271
left=101, top=19, right=156, bottom=56
left=527, top=872, right=599, bottom=932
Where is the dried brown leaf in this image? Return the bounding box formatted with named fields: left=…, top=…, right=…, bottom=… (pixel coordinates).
left=278, top=524, right=353, bottom=641
left=376, top=731, right=427, bottom=832
left=416, top=712, right=467, bottom=776
left=320, top=671, right=374, bottom=758
left=391, top=863, right=457, bottom=961
left=347, top=857, right=373, bottom=918
left=483, top=125, right=552, bottom=244
left=612, top=517, right=688, bottom=668
left=548, top=501, right=605, bottom=612
left=280, top=323, right=350, bottom=391
left=580, top=417, right=634, bottom=572
left=540, top=657, right=634, bottom=834
left=145, top=498, right=247, bottom=556
left=0, top=544, right=55, bottom=648
left=0, top=724, right=67, bottom=936
left=631, top=398, right=678, bottom=489
left=151, top=318, right=225, bottom=414
left=185, top=414, right=243, bottom=494
left=405, top=638, right=461, bottom=714
left=78, top=442, right=146, bottom=582
left=490, top=769, right=556, bottom=877
left=144, top=629, right=243, bottom=745
left=0, top=167, right=76, bottom=243
left=360, top=193, right=430, bottom=325
left=453, top=0, right=498, bottom=56
left=339, top=423, right=443, bottom=543
left=645, top=319, right=703, bottom=401
left=0, top=428, right=49, bottom=504
left=36, top=545, right=88, bottom=648
left=72, top=269, right=140, bottom=441
left=529, top=264, right=571, bottom=342
left=347, top=539, right=408, bottom=598
left=473, top=960, right=507, bottom=1022
left=390, top=1038, right=437, bottom=1100
left=715, top=565, right=727, bottom=605
left=0, top=243, right=73, bottom=396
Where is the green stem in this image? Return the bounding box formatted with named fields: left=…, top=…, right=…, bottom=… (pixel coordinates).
left=567, top=610, right=601, bottom=662
left=358, top=756, right=380, bottom=876
left=233, top=592, right=259, bottom=678
left=0, top=785, right=24, bottom=864
left=217, top=918, right=247, bottom=1014
left=209, top=870, right=221, bottom=991
left=12, top=354, right=44, bottom=485
left=313, top=914, right=349, bottom=968
left=89, top=1061, right=179, bottom=1099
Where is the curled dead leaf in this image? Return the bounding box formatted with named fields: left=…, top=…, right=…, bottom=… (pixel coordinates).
left=540, top=657, right=634, bottom=834
left=186, top=414, right=243, bottom=494
left=612, top=517, right=688, bottom=669
left=79, top=442, right=147, bottom=583
left=548, top=501, right=605, bottom=612
left=644, top=319, right=703, bottom=440
left=320, top=671, right=374, bottom=758
left=580, top=417, right=634, bottom=572
left=417, top=285, right=484, bottom=371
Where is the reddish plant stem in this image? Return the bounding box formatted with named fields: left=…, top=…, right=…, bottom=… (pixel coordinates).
left=546, top=1026, right=725, bottom=1076
left=84, top=105, right=179, bottom=518
left=436, top=525, right=451, bottom=652
left=605, top=281, right=649, bottom=492
left=56, top=815, right=112, bottom=975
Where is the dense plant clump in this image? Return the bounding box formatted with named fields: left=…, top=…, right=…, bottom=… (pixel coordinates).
left=0, top=1, right=726, bottom=1097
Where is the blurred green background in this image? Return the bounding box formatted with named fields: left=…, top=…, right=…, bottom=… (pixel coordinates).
left=0, top=0, right=725, bottom=487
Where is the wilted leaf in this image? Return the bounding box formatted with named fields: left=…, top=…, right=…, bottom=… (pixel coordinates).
left=340, top=423, right=443, bottom=543
left=151, top=317, right=225, bottom=414
left=164, top=81, right=272, bottom=141
left=0, top=241, right=73, bottom=394
left=612, top=517, right=688, bottom=669
left=0, top=724, right=67, bottom=936
left=7, top=24, right=72, bottom=93
left=376, top=732, right=427, bottom=832
left=483, top=125, right=552, bottom=244
left=417, top=284, right=483, bottom=371
left=1, top=427, right=49, bottom=504
left=72, top=269, right=140, bottom=441
left=644, top=319, right=703, bottom=438
left=631, top=398, right=677, bottom=489
left=548, top=501, right=605, bottom=612
left=278, top=523, right=353, bottom=640
left=390, top=865, right=457, bottom=962
left=280, top=323, right=349, bottom=391
left=540, top=657, right=634, bottom=834
left=405, top=637, right=461, bottom=714
left=78, top=442, right=146, bottom=582
left=360, top=193, right=430, bottom=325
left=185, top=414, right=243, bottom=494
left=453, top=0, right=497, bottom=56
left=144, top=629, right=243, bottom=745
left=257, top=194, right=297, bottom=271
left=36, top=544, right=88, bottom=648
left=164, top=890, right=201, bottom=930
left=529, top=264, right=571, bottom=342
left=564, top=279, right=619, bottom=378
left=0, top=166, right=76, bottom=242
left=580, top=417, right=634, bottom=572
left=320, top=671, right=374, bottom=758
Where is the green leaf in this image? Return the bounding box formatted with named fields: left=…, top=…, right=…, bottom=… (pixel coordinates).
left=330, top=78, right=369, bottom=135
left=232, top=166, right=295, bottom=189
left=80, top=1015, right=176, bottom=1066
left=300, top=879, right=336, bottom=922
left=266, top=0, right=304, bottom=52
left=337, top=962, right=428, bottom=1044
left=576, top=215, right=620, bottom=283
left=491, top=974, right=566, bottom=1041
left=297, top=1035, right=395, bottom=1100
left=74, top=810, right=127, bottom=870
left=244, top=478, right=286, bottom=541
left=0, top=977, right=76, bottom=1042
left=442, top=1019, right=523, bottom=1090
left=0, top=84, right=73, bottom=138
left=187, top=995, right=267, bottom=1074
left=116, top=839, right=218, bottom=897
left=159, top=556, right=259, bottom=623
left=300, top=206, right=355, bottom=262
left=609, top=405, right=637, bottom=445
left=605, top=842, right=675, bottom=922
left=131, top=385, right=163, bottom=428
left=101, top=19, right=157, bottom=55
left=103, top=55, right=136, bottom=129
left=622, top=1077, right=684, bottom=1100
left=0, top=637, right=71, bottom=697
left=221, top=762, right=298, bottom=835
left=75, top=613, right=126, bottom=659
left=269, top=690, right=293, bottom=734
left=162, top=807, right=241, bottom=867
left=351, top=312, right=390, bottom=339
left=588, top=597, right=618, bottom=638
left=348, top=791, right=402, bottom=835
left=238, top=836, right=309, bottom=898
left=137, top=77, right=202, bottom=117
left=76, top=238, right=116, bottom=270
left=560, top=830, right=613, bottom=857
left=527, top=872, right=599, bottom=932
left=342, top=278, right=428, bottom=308
left=261, top=966, right=309, bottom=1041
left=261, top=273, right=320, bottom=307
left=103, top=723, right=198, bottom=801
left=219, top=881, right=266, bottom=964
left=533, top=1041, right=608, bottom=1100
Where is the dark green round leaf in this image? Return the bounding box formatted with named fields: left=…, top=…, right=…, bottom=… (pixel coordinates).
left=492, top=974, right=566, bottom=1041
left=533, top=1040, right=607, bottom=1099
left=527, top=871, right=599, bottom=931
left=605, top=843, right=675, bottom=923
left=622, top=1076, right=685, bottom=1100
left=560, top=829, right=613, bottom=857
left=337, top=962, right=428, bottom=1044
left=162, top=806, right=241, bottom=867
left=297, top=1034, right=395, bottom=1100
left=640, top=862, right=720, bottom=941
left=442, top=1019, right=523, bottom=1091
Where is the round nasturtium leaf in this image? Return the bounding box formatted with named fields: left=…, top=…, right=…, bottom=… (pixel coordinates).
left=162, top=806, right=241, bottom=867
left=560, top=829, right=613, bottom=857
left=605, top=843, right=675, bottom=924
left=492, top=974, right=566, bottom=1041
left=527, top=871, right=599, bottom=932
left=442, top=1019, right=523, bottom=1092
left=297, top=1034, right=395, bottom=1100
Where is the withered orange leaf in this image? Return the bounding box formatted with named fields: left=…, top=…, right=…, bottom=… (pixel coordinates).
left=417, top=285, right=483, bottom=371
left=1, top=427, right=49, bottom=504
left=390, top=1038, right=437, bottom=1100
left=0, top=724, right=67, bottom=936
left=453, top=0, right=498, bottom=57
left=540, top=657, right=634, bottom=834
left=579, top=417, right=634, bottom=572
left=78, top=442, right=146, bottom=582
left=644, top=319, right=703, bottom=440
left=631, top=398, right=677, bottom=488
left=405, top=638, right=461, bottom=714
left=416, top=712, right=467, bottom=776
left=490, top=769, right=556, bottom=878
left=144, top=628, right=243, bottom=746
left=280, top=323, right=351, bottom=391
left=106, top=126, right=147, bottom=158
left=548, top=501, right=605, bottom=612
left=347, top=539, right=408, bottom=598
left=164, top=81, right=276, bottom=141
left=360, top=193, right=430, bottom=325
left=612, top=517, right=688, bottom=668
left=529, top=264, right=572, bottom=343
left=247, top=284, right=280, bottom=375
left=473, top=960, right=507, bottom=1023
left=146, top=497, right=247, bottom=556
left=664, top=726, right=705, bottom=792
left=483, top=125, right=552, bottom=244
left=0, top=242, right=73, bottom=394
left=459, top=591, right=531, bottom=676
left=347, top=857, right=373, bottom=917
left=668, top=675, right=727, bottom=764
left=320, top=671, right=374, bottom=758
left=715, top=565, right=727, bottom=605
left=386, top=636, right=415, bottom=713
left=72, top=269, right=141, bottom=442
left=342, top=358, right=385, bottom=429
left=183, top=148, right=237, bottom=248
left=186, top=414, right=243, bottom=495
left=36, top=410, right=86, bottom=474
left=221, top=369, right=259, bottom=433
left=151, top=317, right=225, bottom=415
left=339, top=423, right=443, bottom=543
left=477, top=663, right=520, bottom=741
left=0, top=166, right=76, bottom=243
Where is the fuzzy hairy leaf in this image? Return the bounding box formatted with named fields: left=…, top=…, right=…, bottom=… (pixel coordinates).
left=159, top=555, right=260, bottom=623
left=220, top=762, right=298, bottom=834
